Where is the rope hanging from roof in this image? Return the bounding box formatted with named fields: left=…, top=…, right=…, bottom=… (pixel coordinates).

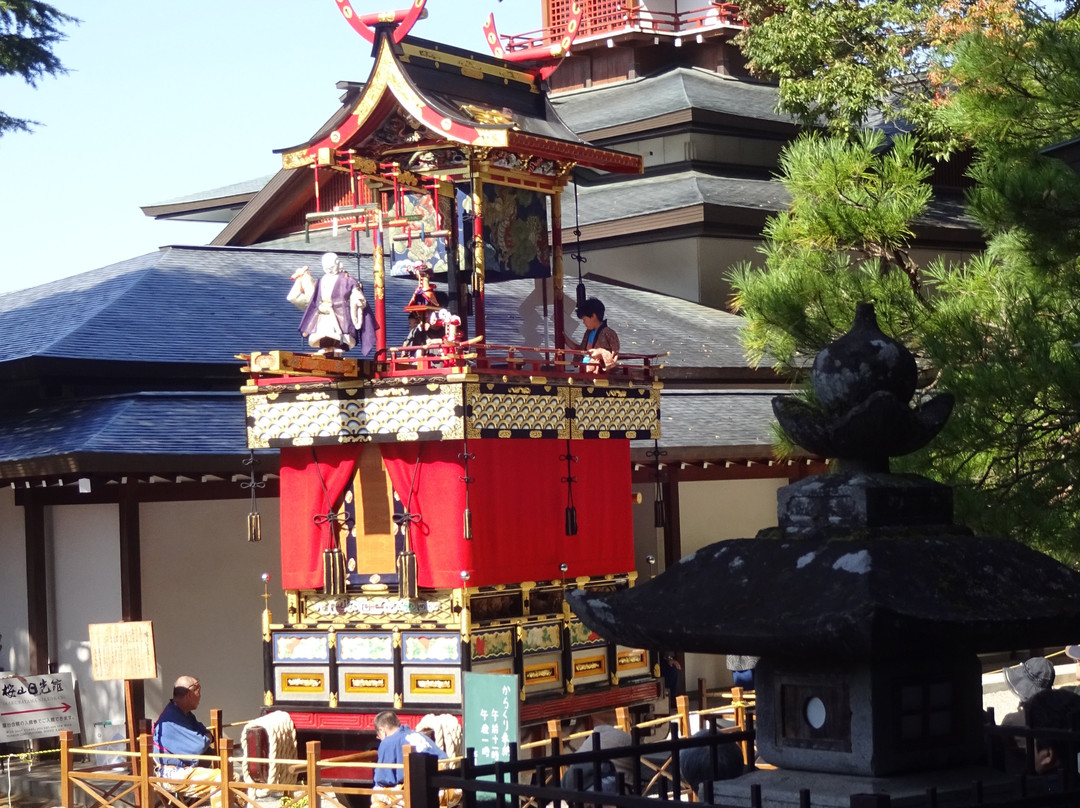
left=647, top=439, right=668, bottom=529
left=570, top=178, right=587, bottom=311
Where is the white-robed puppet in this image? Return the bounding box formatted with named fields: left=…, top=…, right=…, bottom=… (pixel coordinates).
left=288, top=252, right=376, bottom=355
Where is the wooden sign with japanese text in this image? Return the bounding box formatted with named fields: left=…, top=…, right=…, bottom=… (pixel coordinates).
left=0, top=672, right=79, bottom=742
left=89, top=621, right=157, bottom=681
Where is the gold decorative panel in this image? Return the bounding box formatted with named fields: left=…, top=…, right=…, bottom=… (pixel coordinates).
left=300, top=592, right=457, bottom=628
left=464, top=382, right=569, bottom=439
left=246, top=383, right=463, bottom=448
left=570, top=386, right=660, bottom=439
left=244, top=377, right=661, bottom=447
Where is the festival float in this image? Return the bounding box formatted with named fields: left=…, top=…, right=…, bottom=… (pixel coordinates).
left=239, top=0, right=665, bottom=761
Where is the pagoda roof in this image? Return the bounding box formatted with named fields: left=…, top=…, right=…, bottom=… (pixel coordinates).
left=277, top=34, right=642, bottom=174
left=551, top=67, right=799, bottom=138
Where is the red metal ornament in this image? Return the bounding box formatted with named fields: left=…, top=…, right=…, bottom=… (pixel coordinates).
left=334, top=0, right=427, bottom=44
left=482, top=0, right=584, bottom=79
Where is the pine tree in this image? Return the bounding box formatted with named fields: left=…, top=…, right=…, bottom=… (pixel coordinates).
left=0, top=0, right=78, bottom=136
left=730, top=6, right=1080, bottom=561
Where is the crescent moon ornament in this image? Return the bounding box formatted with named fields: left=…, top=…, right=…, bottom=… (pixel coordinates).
left=334, top=0, right=427, bottom=44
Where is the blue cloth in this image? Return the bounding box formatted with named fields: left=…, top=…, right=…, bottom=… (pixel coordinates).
left=374, top=726, right=447, bottom=787
left=153, top=700, right=212, bottom=768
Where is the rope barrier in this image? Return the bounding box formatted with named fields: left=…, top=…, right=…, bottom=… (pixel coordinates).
left=2, top=747, right=60, bottom=765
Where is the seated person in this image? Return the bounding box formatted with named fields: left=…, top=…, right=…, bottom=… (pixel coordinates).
left=153, top=676, right=222, bottom=808
left=1024, top=686, right=1080, bottom=776
left=373, top=710, right=447, bottom=788
left=1000, top=657, right=1057, bottom=748
left=561, top=724, right=633, bottom=794
left=403, top=311, right=427, bottom=349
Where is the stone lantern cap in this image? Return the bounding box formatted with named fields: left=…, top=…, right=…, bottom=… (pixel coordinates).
left=567, top=533, right=1080, bottom=661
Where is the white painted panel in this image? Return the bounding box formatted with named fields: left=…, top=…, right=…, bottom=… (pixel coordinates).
left=140, top=497, right=283, bottom=729
left=0, top=486, right=29, bottom=674
left=52, top=503, right=123, bottom=737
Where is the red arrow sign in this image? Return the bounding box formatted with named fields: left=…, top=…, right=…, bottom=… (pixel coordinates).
left=2, top=702, right=71, bottom=716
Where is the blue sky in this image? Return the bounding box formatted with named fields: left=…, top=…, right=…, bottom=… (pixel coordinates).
left=0, top=1, right=540, bottom=294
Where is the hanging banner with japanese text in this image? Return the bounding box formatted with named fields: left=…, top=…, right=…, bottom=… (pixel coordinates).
left=0, top=672, right=79, bottom=742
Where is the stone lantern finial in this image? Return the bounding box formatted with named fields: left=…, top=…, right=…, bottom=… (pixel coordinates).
left=773, top=302, right=954, bottom=474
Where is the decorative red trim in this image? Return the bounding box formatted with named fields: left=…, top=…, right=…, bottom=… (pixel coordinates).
left=334, top=0, right=427, bottom=44
left=507, top=131, right=644, bottom=174
left=520, top=681, right=661, bottom=722
left=483, top=0, right=584, bottom=74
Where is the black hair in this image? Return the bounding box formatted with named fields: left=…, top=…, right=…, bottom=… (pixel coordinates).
left=1025, top=687, right=1080, bottom=764
left=576, top=297, right=605, bottom=320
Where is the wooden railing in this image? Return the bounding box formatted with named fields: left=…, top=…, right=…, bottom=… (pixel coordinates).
left=502, top=2, right=746, bottom=53
left=56, top=690, right=747, bottom=808
left=58, top=730, right=462, bottom=808
left=381, top=341, right=665, bottom=383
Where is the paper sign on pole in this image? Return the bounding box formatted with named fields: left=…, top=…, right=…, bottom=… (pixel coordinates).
left=0, top=672, right=79, bottom=742
left=89, top=621, right=157, bottom=681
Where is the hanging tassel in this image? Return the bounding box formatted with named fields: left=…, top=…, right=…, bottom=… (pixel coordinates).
left=576, top=281, right=587, bottom=310
left=243, top=451, right=265, bottom=543
left=562, top=441, right=579, bottom=537
left=650, top=439, right=667, bottom=528
left=323, top=548, right=346, bottom=595
left=247, top=512, right=262, bottom=543
left=654, top=493, right=666, bottom=529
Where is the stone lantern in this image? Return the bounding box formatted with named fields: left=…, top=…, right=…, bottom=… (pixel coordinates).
left=568, top=303, right=1080, bottom=797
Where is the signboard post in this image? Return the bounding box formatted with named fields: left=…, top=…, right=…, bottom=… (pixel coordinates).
left=0, top=672, right=79, bottom=743
left=463, top=672, right=519, bottom=770
left=88, top=621, right=157, bottom=755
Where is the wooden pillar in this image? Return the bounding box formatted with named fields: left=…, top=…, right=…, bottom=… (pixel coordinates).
left=305, top=740, right=321, bottom=808
left=470, top=171, right=486, bottom=341
left=662, top=478, right=681, bottom=567
left=24, top=489, right=50, bottom=675
left=373, top=207, right=387, bottom=355
left=60, top=730, right=76, bottom=808
left=551, top=189, right=565, bottom=349
left=119, top=482, right=146, bottom=740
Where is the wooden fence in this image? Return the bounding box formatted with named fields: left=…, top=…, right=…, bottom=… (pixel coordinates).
left=56, top=690, right=1080, bottom=808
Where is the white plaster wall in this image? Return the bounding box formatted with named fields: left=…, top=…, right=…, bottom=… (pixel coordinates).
left=631, top=483, right=664, bottom=580
left=0, top=486, right=29, bottom=674
left=52, top=503, right=124, bottom=738
left=139, top=498, right=284, bottom=731
left=581, top=240, right=701, bottom=302
left=677, top=478, right=785, bottom=693
left=698, top=237, right=764, bottom=311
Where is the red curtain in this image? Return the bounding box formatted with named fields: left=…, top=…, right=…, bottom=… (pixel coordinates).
left=279, top=444, right=363, bottom=590
left=380, top=440, right=634, bottom=588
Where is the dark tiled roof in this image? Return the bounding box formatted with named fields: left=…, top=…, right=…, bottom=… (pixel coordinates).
left=550, top=67, right=795, bottom=134
left=0, top=392, right=247, bottom=461
left=0, top=246, right=788, bottom=470
left=572, top=171, right=975, bottom=234
left=0, top=387, right=783, bottom=471
left=0, top=245, right=755, bottom=371
left=646, top=389, right=782, bottom=453
left=574, top=171, right=786, bottom=226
